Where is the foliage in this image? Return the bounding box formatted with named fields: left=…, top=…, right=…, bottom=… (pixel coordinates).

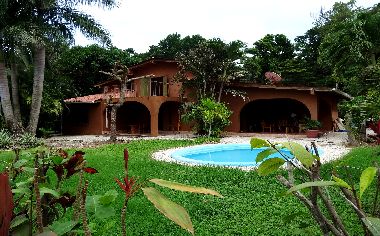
left=182, top=98, right=232, bottom=137
left=0, top=129, right=12, bottom=149
left=1, top=140, right=379, bottom=235
left=143, top=33, right=206, bottom=60
left=115, top=148, right=222, bottom=235
left=302, top=117, right=322, bottom=130
left=176, top=38, right=245, bottom=102
left=0, top=129, right=41, bottom=149
left=244, top=34, right=294, bottom=83
left=54, top=45, right=141, bottom=98
left=1, top=142, right=222, bottom=235
left=0, top=0, right=117, bottom=134
left=339, top=89, right=380, bottom=142
left=252, top=137, right=380, bottom=235
left=317, top=1, right=380, bottom=95
left=2, top=149, right=100, bottom=236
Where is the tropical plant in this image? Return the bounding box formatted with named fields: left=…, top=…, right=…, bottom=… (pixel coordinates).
left=251, top=137, right=380, bottom=235
left=339, top=89, right=380, bottom=143
left=182, top=98, right=232, bottom=137
left=1, top=148, right=99, bottom=235
left=303, top=117, right=322, bottom=130
left=1, top=145, right=222, bottom=235
left=317, top=1, right=380, bottom=95
left=0, top=0, right=116, bottom=135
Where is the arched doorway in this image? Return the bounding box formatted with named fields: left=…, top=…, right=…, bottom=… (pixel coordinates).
left=158, top=101, right=180, bottom=132
left=240, top=98, right=311, bottom=133
left=117, top=102, right=150, bottom=134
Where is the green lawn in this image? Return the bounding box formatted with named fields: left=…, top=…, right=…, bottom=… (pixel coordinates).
left=2, top=140, right=380, bottom=235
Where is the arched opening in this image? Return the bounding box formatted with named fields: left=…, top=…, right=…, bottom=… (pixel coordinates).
left=117, top=102, right=150, bottom=134
left=158, top=101, right=180, bottom=132
left=318, top=99, right=332, bottom=131
left=240, top=98, right=311, bottom=133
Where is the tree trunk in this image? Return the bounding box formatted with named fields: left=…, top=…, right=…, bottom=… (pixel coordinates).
left=27, top=45, right=45, bottom=134
left=217, top=82, right=224, bottom=103
left=0, top=59, right=15, bottom=130
left=109, top=77, right=127, bottom=142
left=10, top=63, right=22, bottom=125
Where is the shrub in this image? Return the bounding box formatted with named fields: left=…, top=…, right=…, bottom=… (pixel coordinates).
left=0, top=130, right=42, bottom=150
left=339, top=89, right=380, bottom=143
left=303, top=117, right=322, bottom=130
left=182, top=98, right=232, bottom=137
left=0, top=129, right=12, bottom=149
left=16, top=132, right=42, bottom=149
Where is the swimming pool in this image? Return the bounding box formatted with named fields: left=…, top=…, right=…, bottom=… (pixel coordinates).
left=171, top=143, right=293, bottom=167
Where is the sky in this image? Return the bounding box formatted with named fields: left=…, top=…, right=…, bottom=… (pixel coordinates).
left=74, top=0, right=379, bottom=53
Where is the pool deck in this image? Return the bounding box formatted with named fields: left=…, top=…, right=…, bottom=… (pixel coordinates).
left=152, top=132, right=350, bottom=170
left=46, top=132, right=350, bottom=170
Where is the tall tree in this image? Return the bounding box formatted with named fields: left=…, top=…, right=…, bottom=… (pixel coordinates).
left=317, top=1, right=380, bottom=95
left=55, top=45, right=141, bottom=98
left=176, top=38, right=245, bottom=102
left=144, top=33, right=206, bottom=60
left=0, top=0, right=116, bottom=134
left=244, top=34, right=294, bottom=83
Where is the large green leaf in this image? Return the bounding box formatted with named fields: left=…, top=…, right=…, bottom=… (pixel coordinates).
left=281, top=142, right=314, bottom=167
left=362, top=217, right=380, bottom=236
left=11, top=220, right=31, bottom=236
left=99, top=190, right=118, bottom=206
left=332, top=175, right=351, bottom=190
left=257, top=158, right=285, bottom=176
left=142, top=187, right=194, bottom=235
left=40, top=187, right=60, bottom=198
left=10, top=214, right=28, bottom=229
left=49, top=221, right=78, bottom=236
left=12, top=187, right=31, bottom=195
left=86, top=195, right=116, bottom=220
left=150, top=179, right=223, bottom=197
left=286, top=181, right=339, bottom=194
left=360, top=167, right=377, bottom=198
left=14, top=159, right=28, bottom=168
left=34, top=228, right=58, bottom=236
left=250, top=138, right=270, bottom=149
left=256, top=148, right=277, bottom=163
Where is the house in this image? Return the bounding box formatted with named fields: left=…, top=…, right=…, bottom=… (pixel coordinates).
left=62, top=58, right=350, bottom=136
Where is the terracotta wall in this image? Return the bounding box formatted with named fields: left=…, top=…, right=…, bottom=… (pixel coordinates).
left=131, top=62, right=182, bottom=98
left=62, top=103, right=104, bottom=135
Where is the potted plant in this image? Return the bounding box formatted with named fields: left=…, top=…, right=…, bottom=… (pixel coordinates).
left=303, top=118, right=322, bottom=138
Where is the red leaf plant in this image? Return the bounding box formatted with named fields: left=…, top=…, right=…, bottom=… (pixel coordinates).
left=53, top=151, right=98, bottom=179
left=115, top=149, right=140, bottom=199
left=115, top=149, right=142, bottom=236
left=0, top=173, right=14, bottom=236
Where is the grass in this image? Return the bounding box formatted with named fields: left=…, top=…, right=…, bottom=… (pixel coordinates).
left=1, top=140, right=380, bottom=235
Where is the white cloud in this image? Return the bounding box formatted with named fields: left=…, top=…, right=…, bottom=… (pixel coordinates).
left=74, top=0, right=379, bottom=53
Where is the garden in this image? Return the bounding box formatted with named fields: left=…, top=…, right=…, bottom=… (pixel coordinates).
left=2, top=0, right=380, bottom=235
left=1, top=138, right=380, bottom=235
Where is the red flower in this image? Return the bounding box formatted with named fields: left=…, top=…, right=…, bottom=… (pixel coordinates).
left=115, top=176, right=139, bottom=199
left=115, top=149, right=140, bottom=199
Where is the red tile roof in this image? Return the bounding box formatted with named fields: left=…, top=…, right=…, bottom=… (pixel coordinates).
left=64, top=91, right=137, bottom=103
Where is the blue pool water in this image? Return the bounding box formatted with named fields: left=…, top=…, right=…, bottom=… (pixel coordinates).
left=171, top=143, right=293, bottom=167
